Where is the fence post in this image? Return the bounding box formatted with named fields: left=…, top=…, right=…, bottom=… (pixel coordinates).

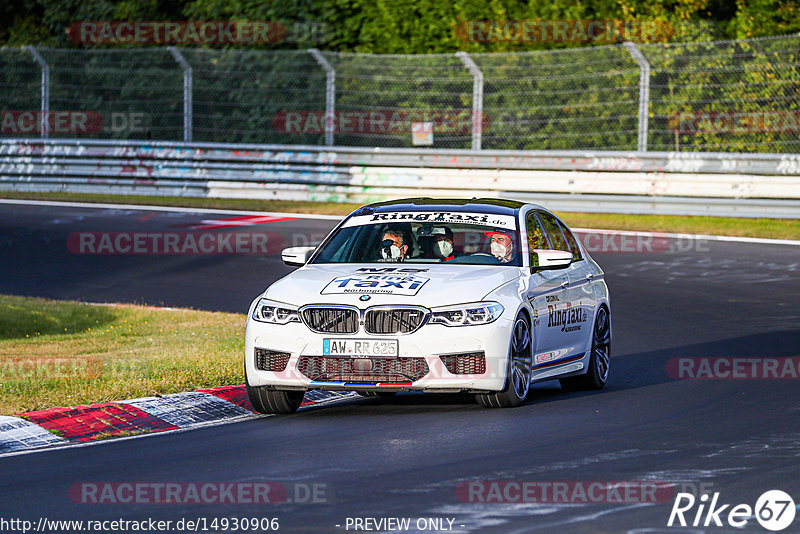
left=623, top=41, right=650, bottom=152
left=308, top=49, right=335, bottom=146
left=25, top=46, right=49, bottom=139
left=456, top=52, right=484, bottom=151
left=168, top=47, right=192, bottom=142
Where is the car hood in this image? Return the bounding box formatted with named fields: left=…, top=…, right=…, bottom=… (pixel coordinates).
left=263, top=263, right=522, bottom=307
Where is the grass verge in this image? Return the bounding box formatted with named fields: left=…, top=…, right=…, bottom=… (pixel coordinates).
left=558, top=212, right=800, bottom=241
left=1, top=191, right=799, bottom=240
left=0, top=295, right=244, bottom=414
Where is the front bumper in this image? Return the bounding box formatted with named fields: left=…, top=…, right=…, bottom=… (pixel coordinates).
left=245, top=316, right=513, bottom=392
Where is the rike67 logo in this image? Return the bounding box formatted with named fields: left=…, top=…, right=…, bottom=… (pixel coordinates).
left=668, top=490, right=796, bottom=531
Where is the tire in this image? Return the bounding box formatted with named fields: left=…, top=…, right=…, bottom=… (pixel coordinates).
left=245, top=365, right=305, bottom=414
left=356, top=391, right=397, bottom=398
left=560, top=306, right=611, bottom=391
left=246, top=383, right=305, bottom=414
left=476, top=313, right=533, bottom=408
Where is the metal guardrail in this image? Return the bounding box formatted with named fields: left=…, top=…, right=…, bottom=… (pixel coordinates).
left=5, top=138, right=800, bottom=174
left=1, top=138, right=800, bottom=218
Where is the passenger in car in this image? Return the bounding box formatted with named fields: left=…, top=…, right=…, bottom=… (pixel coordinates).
left=418, top=226, right=456, bottom=261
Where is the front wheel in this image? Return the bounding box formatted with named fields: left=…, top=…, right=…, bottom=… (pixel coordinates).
left=246, top=383, right=305, bottom=414
left=245, top=365, right=304, bottom=414
left=476, top=313, right=532, bottom=408
left=560, top=306, right=611, bottom=391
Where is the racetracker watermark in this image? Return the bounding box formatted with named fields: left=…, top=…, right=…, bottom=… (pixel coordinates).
left=272, top=111, right=488, bottom=135
left=574, top=230, right=709, bottom=254
left=67, top=231, right=285, bottom=255
left=68, top=21, right=330, bottom=45
left=666, top=357, right=800, bottom=380
left=670, top=111, right=800, bottom=134
left=0, top=357, right=101, bottom=380
left=1, top=111, right=146, bottom=136
left=69, top=481, right=329, bottom=504
left=456, top=481, right=676, bottom=503
left=455, top=20, right=678, bottom=44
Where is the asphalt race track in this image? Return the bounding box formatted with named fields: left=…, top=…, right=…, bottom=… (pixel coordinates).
left=1, top=200, right=799, bottom=533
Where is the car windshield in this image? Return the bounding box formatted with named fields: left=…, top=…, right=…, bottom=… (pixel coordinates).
left=312, top=210, right=522, bottom=266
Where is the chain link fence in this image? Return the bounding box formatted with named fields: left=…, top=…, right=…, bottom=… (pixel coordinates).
left=472, top=45, right=641, bottom=151
left=2, top=33, right=800, bottom=152
left=642, top=35, right=800, bottom=153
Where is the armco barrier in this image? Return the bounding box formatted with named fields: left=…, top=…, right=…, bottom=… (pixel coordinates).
left=1, top=139, right=800, bottom=218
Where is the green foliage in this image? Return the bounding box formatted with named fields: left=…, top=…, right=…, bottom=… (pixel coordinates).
left=3, top=0, right=800, bottom=51
left=644, top=36, right=800, bottom=152
left=3, top=1, right=800, bottom=151
left=180, top=48, right=327, bottom=144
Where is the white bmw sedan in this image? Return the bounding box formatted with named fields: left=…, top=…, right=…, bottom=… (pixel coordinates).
left=245, top=198, right=610, bottom=413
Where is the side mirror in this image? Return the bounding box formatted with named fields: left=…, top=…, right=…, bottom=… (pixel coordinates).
left=281, top=246, right=315, bottom=267
left=531, top=249, right=573, bottom=271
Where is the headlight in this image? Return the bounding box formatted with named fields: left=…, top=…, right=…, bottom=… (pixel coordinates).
left=252, top=298, right=300, bottom=324
left=429, top=302, right=504, bottom=326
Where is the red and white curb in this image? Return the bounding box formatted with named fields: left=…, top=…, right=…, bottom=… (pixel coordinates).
left=0, top=386, right=356, bottom=455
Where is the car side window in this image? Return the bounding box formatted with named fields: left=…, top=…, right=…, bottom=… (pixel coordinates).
left=537, top=212, right=570, bottom=252
left=525, top=212, right=548, bottom=267
left=557, top=220, right=583, bottom=262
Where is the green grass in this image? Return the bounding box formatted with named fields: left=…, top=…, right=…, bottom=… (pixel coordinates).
left=557, top=212, right=800, bottom=241
left=2, top=191, right=799, bottom=240
left=0, top=295, right=245, bottom=414
left=91, top=429, right=153, bottom=441
left=0, top=296, right=118, bottom=340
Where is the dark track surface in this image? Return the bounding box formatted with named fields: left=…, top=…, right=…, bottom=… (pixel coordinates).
left=1, top=201, right=799, bottom=533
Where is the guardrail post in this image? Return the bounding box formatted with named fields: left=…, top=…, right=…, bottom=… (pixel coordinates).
left=308, top=49, right=335, bottom=146
left=168, top=47, right=193, bottom=142
left=456, top=52, right=484, bottom=151
left=623, top=42, right=650, bottom=152
left=25, top=46, right=49, bottom=139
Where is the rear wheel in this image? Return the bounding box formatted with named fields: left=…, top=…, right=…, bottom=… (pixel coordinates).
left=560, top=306, right=611, bottom=391
left=245, top=365, right=304, bottom=414
left=476, top=314, right=532, bottom=408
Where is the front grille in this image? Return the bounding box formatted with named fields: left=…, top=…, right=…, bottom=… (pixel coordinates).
left=301, top=307, right=358, bottom=334
left=255, top=348, right=291, bottom=372
left=364, top=308, right=427, bottom=334
left=297, top=356, right=429, bottom=383
left=440, top=352, right=486, bottom=375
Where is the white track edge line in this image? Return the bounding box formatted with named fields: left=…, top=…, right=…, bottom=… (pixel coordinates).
left=0, top=198, right=343, bottom=220
left=1, top=198, right=797, bottom=245
left=0, top=393, right=360, bottom=459
left=0, top=413, right=262, bottom=459
left=571, top=227, right=800, bottom=246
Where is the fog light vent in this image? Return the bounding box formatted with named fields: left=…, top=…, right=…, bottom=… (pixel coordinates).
left=439, top=352, right=486, bottom=374
left=255, top=348, right=291, bottom=372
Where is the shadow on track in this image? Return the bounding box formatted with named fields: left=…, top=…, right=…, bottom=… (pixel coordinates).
left=294, top=329, right=800, bottom=415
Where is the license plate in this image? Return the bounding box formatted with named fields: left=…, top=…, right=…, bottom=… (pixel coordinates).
left=323, top=339, right=398, bottom=357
